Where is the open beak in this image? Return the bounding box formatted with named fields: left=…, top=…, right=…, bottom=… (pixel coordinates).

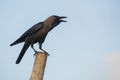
left=59, top=16, right=67, bottom=22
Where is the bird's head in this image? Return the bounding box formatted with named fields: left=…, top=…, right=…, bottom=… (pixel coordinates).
left=44, top=15, right=67, bottom=29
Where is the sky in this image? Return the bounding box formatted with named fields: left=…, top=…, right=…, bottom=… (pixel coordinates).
left=1, top=0, right=120, bottom=80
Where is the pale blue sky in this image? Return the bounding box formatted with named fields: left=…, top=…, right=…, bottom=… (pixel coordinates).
left=1, top=0, right=120, bottom=80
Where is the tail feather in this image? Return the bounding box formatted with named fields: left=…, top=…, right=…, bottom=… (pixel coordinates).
left=16, top=42, right=30, bottom=64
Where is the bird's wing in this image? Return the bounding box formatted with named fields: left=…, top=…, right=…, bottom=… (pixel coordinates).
left=10, top=22, right=44, bottom=46
left=21, top=22, right=44, bottom=38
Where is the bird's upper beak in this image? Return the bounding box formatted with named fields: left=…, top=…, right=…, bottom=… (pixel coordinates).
left=59, top=16, right=67, bottom=22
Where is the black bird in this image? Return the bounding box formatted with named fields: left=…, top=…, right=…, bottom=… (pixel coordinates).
left=10, top=15, right=67, bottom=64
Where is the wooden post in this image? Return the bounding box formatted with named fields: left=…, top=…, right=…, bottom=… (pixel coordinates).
left=30, top=52, right=48, bottom=80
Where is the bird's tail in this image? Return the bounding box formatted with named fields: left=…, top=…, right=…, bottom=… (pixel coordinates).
left=16, top=42, right=30, bottom=64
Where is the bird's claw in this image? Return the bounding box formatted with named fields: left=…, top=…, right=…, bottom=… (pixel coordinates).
left=33, top=51, right=50, bottom=56
left=33, top=51, right=40, bottom=56
left=43, top=51, right=50, bottom=56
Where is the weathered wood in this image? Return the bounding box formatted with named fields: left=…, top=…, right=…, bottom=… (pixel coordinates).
left=30, top=52, right=48, bottom=80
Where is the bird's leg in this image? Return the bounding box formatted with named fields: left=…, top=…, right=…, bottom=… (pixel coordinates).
left=31, top=44, right=38, bottom=53
left=39, top=44, right=46, bottom=52
left=39, top=43, right=50, bottom=55
left=31, top=44, right=40, bottom=56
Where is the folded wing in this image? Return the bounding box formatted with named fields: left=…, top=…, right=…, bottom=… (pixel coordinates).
left=10, top=22, right=44, bottom=46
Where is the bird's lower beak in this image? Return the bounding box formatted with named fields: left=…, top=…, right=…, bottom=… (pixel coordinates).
left=59, top=16, right=67, bottom=22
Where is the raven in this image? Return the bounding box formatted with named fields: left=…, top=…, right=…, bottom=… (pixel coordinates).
left=10, top=15, right=67, bottom=64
